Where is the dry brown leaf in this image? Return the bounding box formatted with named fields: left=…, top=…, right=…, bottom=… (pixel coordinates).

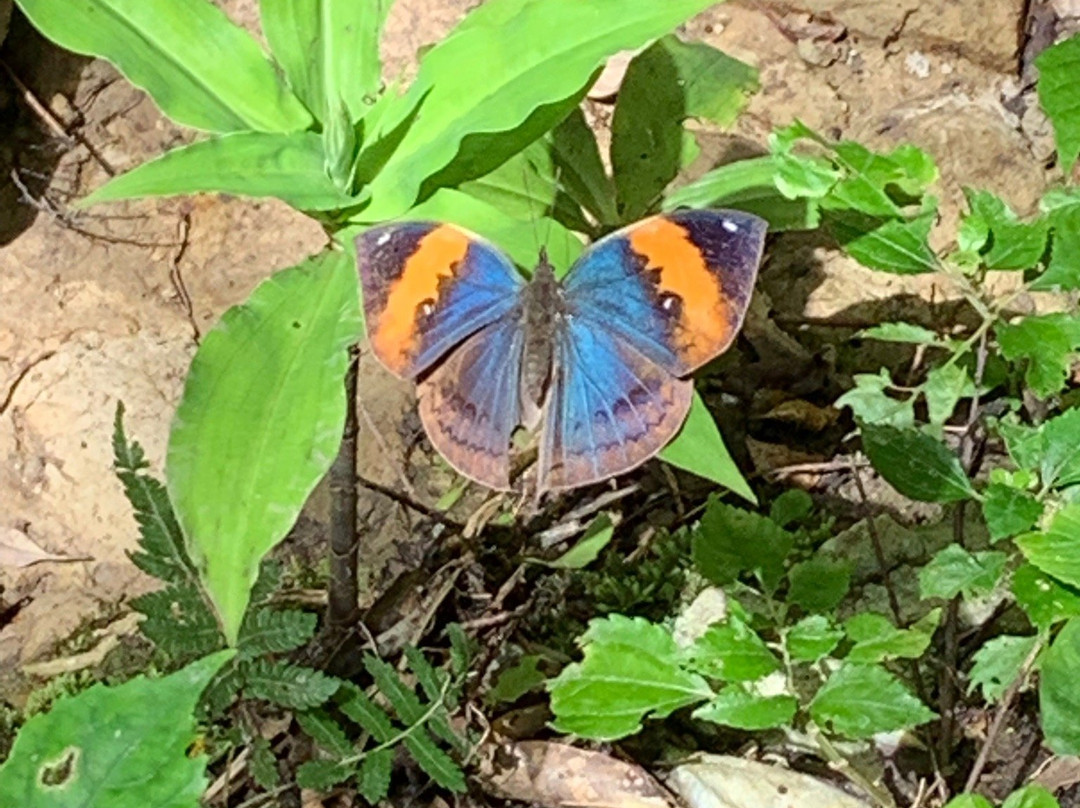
left=668, top=755, right=868, bottom=808
left=0, top=526, right=90, bottom=568
left=479, top=740, right=676, bottom=808
left=21, top=613, right=140, bottom=677
left=587, top=50, right=638, bottom=101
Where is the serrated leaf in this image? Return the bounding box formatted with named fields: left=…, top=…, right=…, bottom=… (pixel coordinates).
left=829, top=206, right=939, bottom=275
left=835, top=371, right=915, bottom=428
left=237, top=608, right=317, bottom=659
left=0, top=651, right=231, bottom=807
left=809, top=663, right=935, bottom=739
left=132, top=584, right=223, bottom=663
left=548, top=615, right=712, bottom=740
left=403, top=731, right=467, bottom=793
left=338, top=687, right=395, bottom=742
left=1033, top=197, right=1080, bottom=291
left=243, top=660, right=340, bottom=710
left=786, top=615, right=844, bottom=662
left=963, top=189, right=1050, bottom=270
left=858, top=322, right=941, bottom=345
left=692, top=687, right=797, bottom=730
left=787, top=556, right=851, bottom=612
left=1012, top=564, right=1080, bottom=630
left=688, top=616, right=780, bottom=682
left=983, top=483, right=1043, bottom=541
left=997, top=313, right=1080, bottom=399
left=919, top=546, right=1007, bottom=600
left=860, top=423, right=976, bottom=502
left=403, top=646, right=463, bottom=754
left=249, top=735, right=280, bottom=789
left=923, top=363, right=975, bottom=426
left=357, top=748, right=394, bottom=803
left=691, top=497, right=792, bottom=591
left=1018, top=505, right=1080, bottom=590
left=1003, top=784, right=1061, bottom=808
left=446, top=623, right=472, bottom=678
left=296, top=759, right=355, bottom=790
left=199, top=662, right=243, bottom=718
left=845, top=609, right=940, bottom=663
left=769, top=489, right=814, bottom=527
left=968, top=634, right=1038, bottom=703
left=1037, top=33, right=1080, bottom=174
left=364, top=655, right=426, bottom=724
left=297, top=709, right=353, bottom=758
left=1040, top=617, right=1080, bottom=753
left=1040, top=407, right=1080, bottom=489
left=487, top=655, right=547, bottom=705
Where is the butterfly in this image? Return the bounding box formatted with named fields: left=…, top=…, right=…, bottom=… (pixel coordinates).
left=355, top=209, right=766, bottom=494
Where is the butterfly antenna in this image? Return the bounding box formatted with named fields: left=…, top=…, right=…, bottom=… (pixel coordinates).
left=520, top=158, right=544, bottom=262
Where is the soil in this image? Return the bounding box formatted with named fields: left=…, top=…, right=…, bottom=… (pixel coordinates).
left=0, top=0, right=1076, bottom=800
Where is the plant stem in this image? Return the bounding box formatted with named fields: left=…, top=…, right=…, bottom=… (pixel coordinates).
left=811, top=725, right=898, bottom=808
left=327, top=350, right=361, bottom=629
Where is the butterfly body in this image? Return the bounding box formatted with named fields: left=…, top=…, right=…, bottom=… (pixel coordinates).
left=356, top=210, right=766, bottom=493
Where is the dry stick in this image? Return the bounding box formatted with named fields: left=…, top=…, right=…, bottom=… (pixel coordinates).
left=327, top=351, right=362, bottom=629
left=964, top=636, right=1046, bottom=793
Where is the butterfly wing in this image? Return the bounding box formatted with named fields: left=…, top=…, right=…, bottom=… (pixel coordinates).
left=539, top=317, right=693, bottom=492
left=417, top=315, right=525, bottom=491
left=561, top=209, right=766, bottom=375
left=356, top=222, right=524, bottom=379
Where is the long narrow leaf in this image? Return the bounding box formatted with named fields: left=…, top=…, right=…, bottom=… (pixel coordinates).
left=167, top=251, right=361, bottom=643
left=16, top=0, right=311, bottom=133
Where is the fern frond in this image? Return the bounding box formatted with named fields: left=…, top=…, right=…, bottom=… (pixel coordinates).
left=403, top=647, right=465, bottom=754
left=403, top=731, right=466, bottom=792
left=200, top=661, right=243, bottom=717
left=296, top=759, right=354, bottom=790
left=338, top=685, right=395, bottom=742
left=363, top=654, right=426, bottom=724
left=249, top=736, right=280, bottom=788
left=357, top=749, right=393, bottom=803
left=297, top=709, right=353, bottom=758
left=248, top=559, right=283, bottom=608
left=237, top=608, right=316, bottom=660
left=132, top=584, right=222, bottom=661
left=242, top=660, right=340, bottom=710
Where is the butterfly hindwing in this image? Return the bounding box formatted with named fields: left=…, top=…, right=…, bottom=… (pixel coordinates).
left=539, top=317, right=693, bottom=492
left=417, top=315, right=526, bottom=491
left=356, top=222, right=524, bottom=379
left=562, top=209, right=766, bottom=375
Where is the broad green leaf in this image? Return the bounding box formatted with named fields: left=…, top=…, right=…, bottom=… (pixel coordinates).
left=923, top=363, right=975, bottom=426
left=997, top=313, right=1080, bottom=399
left=612, top=35, right=757, bottom=221
left=1037, top=33, right=1080, bottom=174
left=835, top=371, right=914, bottom=427
left=944, top=797, right=994, bottom=808
left=16, top=0, right=311, bottom=133
left=458, top=141, right=561, bottom=225
left=364, top=0, right=720, bottom=220
left=768, top=489, right=814, bottom=527
left=809, top=664, right=935, bottom=739
left=1003, top=785, right=1061, bottom=808
left=692, top=687, right=797, bottom=730
left=660, top=391, right=756, bottom=503
left=771, top=148, right=840, bottom=199
left=860, top=423, right=976, bottom=502
left=845, top=609, right=940, bottom=664
left=1040, top=407, right=1080, bottom=489
left=167, top=252, right=361, bottom=643
left=691, top=497, right=793, bottom=591
left=664, top=155, right=821, bottom=231
left=687, top=616, right=780, bottom=681
left=982, top=483, right=1043, bottom=541
left=1012, top=564, right=1080, bottom=630
left=1040, top=617, right=1080, bottom=753
left=968, top=634, right=1038, bottom=702
left=857, top=322, right=941, bottom=345
left=786, top=615, right=843, bottom=662
left=919, top=546, right=1008, bottom=600
left=487, top=655, right=547, bottom=705
left=0, top=651, right=231, bottom=806
left=260, top=0, right=390, bottom=123
left=550, top=108, right=618, bottom=227
left=787, top=556, right=851, bottom=612
left=823, top=140, right=936, bottom=217
left=548, top=615, right=713, bottom=740
left=535, top=514, right=615, bottom=569
left=82, top=132, right=357, bottom=211
left=963, top=189, right=1050, bottom=270
left=1033, top=194, right=1080, bottom=291
left=829, top=206, right=939, bottom=274
left=1017, top=505, right=1080, bottom=590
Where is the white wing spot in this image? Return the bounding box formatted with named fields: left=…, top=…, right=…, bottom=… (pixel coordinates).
left=722, top=219, right=739, bottom=233
left=375, top=232, right=392, bottom=246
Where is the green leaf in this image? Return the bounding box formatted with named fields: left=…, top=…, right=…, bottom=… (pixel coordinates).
left=692, top=687, right=797, bottom=730
left=357, top=749, right=394, bottom=804
left=364, top=655, right=427, bottom=725
left=1012, top=564, right=1080, bottom=630
left=458, top=140, right=562, bottom=226
left=243, top=660, right=340, bottom=710
left=860, top=423, right=976, bottom=502
left=822, top=140, right=937, bottom=217
left=787, top=556, right=851, bottom=612
left=536, top=514, right=616, bottom=569
left=687, top=616, right=780, bottom=682
left=1003, top=784, right=1061, bottom=808
left=835, top=371, right=914, bottom=428
left=132, top=584, right=223, bottom=662
left=249, top=736, right=280, bottom=789
left=858, top=322, right=942, bottom=345
left=82, top=132, right=356, bottom=210
left=0, top=651, right=231, bottom=806
left=404, top=733, right=467, bottom=793
left=363, top=0, right=719, bottom=220
left=338, top=686, right=395, bottom=742
left=997, top=313, right=1080, bottom=399
left=1018, top=505, right=1080, bottom=590
left=845, top=609, right=941, bottom=664
left=923, top=363, right=975, bottom=426
left=260, top=0, right=390, bottom=123
left=1037, top=33, right=1080, bottom=175
left=487, top=655, right=547, bottom=705
left=786, top=615, right=844, bottom=662
left=612, top=35, right=757, bottom=221
left=550, top=107, right=618, bottom=226
left=16, top=0, right=310, bottom=133
left=944, top=797, right=995, bottom=808
left=1033, top=195, right=1080, bottom=291
left=691, top=497, right=793, bottom=591
left=1040, top=617, right=1080, bottom=753
left=1040, top=407, right=1080, bottom=489
left=296, top=759, right=355, bottom=790
left=548, top=615, right=713, bottom=740
left=809, top=664, right=935, bottom=739
left=919, top=546, right=1008, bottom=600
left=829, top=206, right=939, bottom=274
left=963, top=189, right=1050, bottom=270
left=768, top=488, right=814, bottom=527
left=167, top=251, right=360, bottom=643
left=982, top=483, right=1043, bottom=541
left=968, top=634, right=1038, bottom=703
left=660, top=391, right=756, bottom=504
left=237, top=608, right=317, bottom=659
left=297, top=709, right=353, bottom=758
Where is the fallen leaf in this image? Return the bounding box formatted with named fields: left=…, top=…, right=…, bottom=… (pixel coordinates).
left=0, top=526, right=91, bottom=568
left=668, top=755, right=868, bottom=808
left=479, top=740, right=676, bottom=808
